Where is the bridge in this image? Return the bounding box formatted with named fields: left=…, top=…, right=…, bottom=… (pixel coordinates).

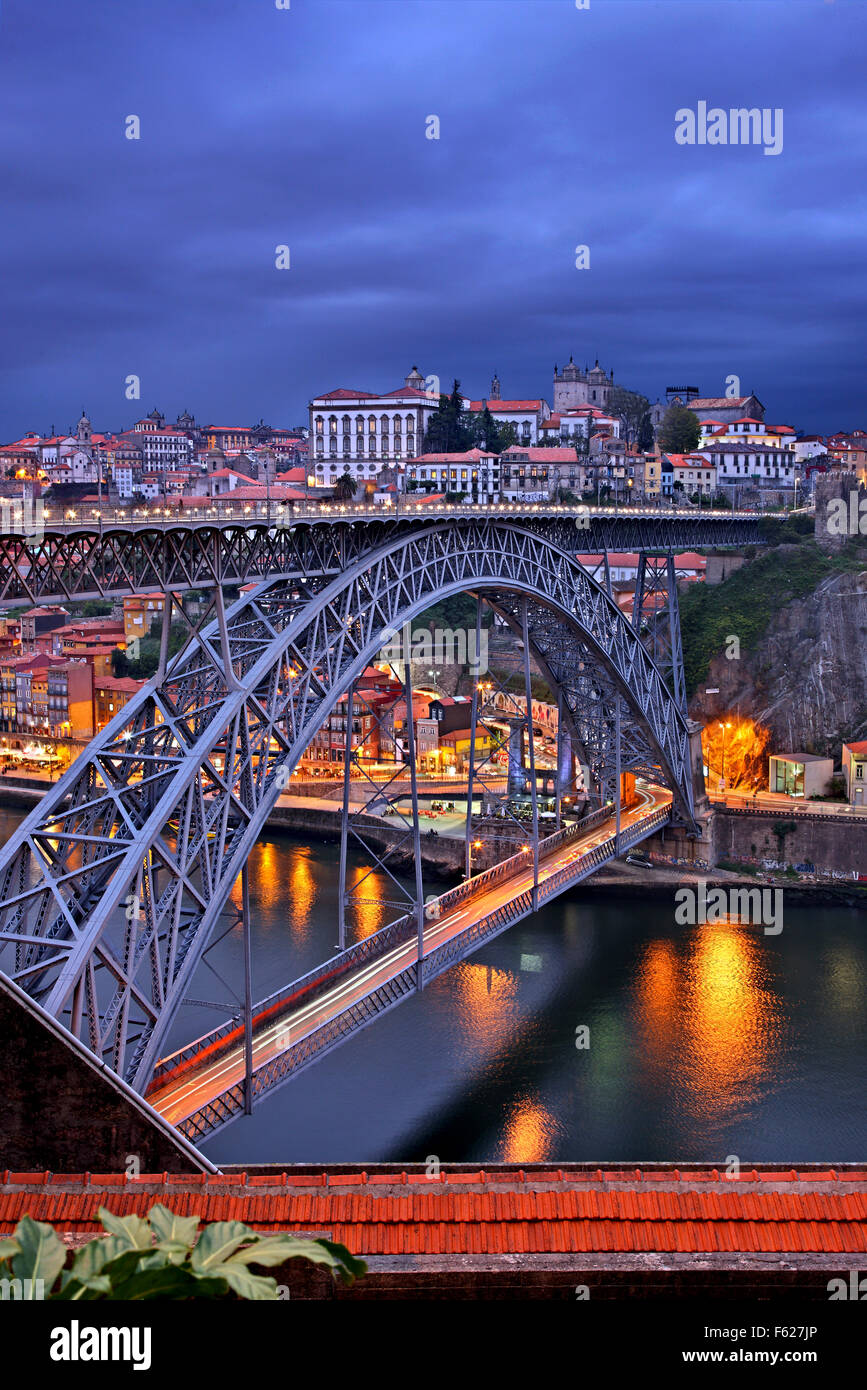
left=0, top=502, right=774, bottom=1150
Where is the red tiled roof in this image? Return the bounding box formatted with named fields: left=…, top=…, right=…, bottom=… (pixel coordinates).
left=467, top=399, right=542, bottom=412
left=844, top=740, right=867, bottom=755
left=1, top=1168, right=864, bottom=1259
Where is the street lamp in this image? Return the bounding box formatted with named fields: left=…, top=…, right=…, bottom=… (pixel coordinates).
left=718, top=720, right=732, bottom=791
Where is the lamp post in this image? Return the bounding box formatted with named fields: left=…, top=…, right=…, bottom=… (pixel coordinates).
left=718, top=719, right=732, bottom=792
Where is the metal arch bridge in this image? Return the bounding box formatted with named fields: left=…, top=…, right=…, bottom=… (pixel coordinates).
left=0, top=505, right=768, bottom=1142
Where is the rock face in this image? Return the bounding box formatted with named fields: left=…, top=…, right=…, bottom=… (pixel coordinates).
left=691, top=567, right=867, bottom=755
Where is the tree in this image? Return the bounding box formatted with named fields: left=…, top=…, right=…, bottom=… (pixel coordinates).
left=333, top=471, right=357, bottom=500
left=638, top=411, right=655, bottom=452
left=110, top=646, right=128, bottom=677
left=607, top=387, right=652, bottom=451
left=423, top=380, right=474, bottom=454
left=657, top=404, right=701, bottom=454
left=468, top=406, right=516, bottom=454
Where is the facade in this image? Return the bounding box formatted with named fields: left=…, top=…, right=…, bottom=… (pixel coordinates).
left=123, top=594, right=165, bottom=656
left=842, top=741, right=867, bottom=806
left=552, top=358, right=616, bottom=412
left=768, top=753, right=833, bottom=798
left=661, top=453, right=718, bottom=496
left=406, top=448, right=501, bottom=502
left=309, top=367, right=439, bottom=488
left=675, top=394, right=765, bottom=425
left=499, top=447, right=584, bottom=501
left=94, top=676, right=145, bottom=733
left=20, top=607, right=69, bottom=654
left=696, top=440, right=798, bottom=494
left=463, top=384, right=550, bottom=445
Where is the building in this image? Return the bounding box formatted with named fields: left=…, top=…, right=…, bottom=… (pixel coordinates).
left=672, top=394, right=765, bottom=426
left=661, top=453, right=718, bottom=497
left=406, top=449, right=501, bottom=502
left=123, top=594, right=165, bottom=656
left=20, top=606, right=69, bottom=654
left=463, top=381, right=551, bottom=445
left=696, top=440, right=798, bottom=496
left=553, top=358, right=616, bottom=412
left=842, top=741, right=867, bottom=806
left=499, top=447, right=584, bottom=501
left=94, top=676, right=145, bottom=733
left=309, top=367, right=440, bottom=489
left=768, top=753, right=833, bottom=799
left=539, top=405, right=621, bottom=446
left=47, top=662, right=95, bottom=740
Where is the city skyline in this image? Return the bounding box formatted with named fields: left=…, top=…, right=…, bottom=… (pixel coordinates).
left=1, top=0, right=865, bottom=438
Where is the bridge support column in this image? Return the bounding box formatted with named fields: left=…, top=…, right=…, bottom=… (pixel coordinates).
left=242, top=863, right=254, bottom=1115
left=402, top=634, right=425, bottom=984
left=464, top=596, right=482, bottom=880
left=522, top=599, right=540, bottom=909
left=338, top=686, right=354, bottom=951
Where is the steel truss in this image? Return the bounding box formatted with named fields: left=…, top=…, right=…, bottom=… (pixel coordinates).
left=0, top=510, right=767, bottom=607
left=0, top=519, right=694, bottom=1092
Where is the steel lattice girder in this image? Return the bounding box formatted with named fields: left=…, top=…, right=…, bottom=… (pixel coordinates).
left=0, top=512, right=768, bottom=606
left=0, top=520, right=693, bottom=1090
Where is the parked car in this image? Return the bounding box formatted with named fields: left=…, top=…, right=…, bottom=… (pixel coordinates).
left=625, top=853, right=653, bottom=868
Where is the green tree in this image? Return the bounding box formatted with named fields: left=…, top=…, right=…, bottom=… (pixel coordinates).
left=657, top=404, right=701, bottom=453
left=608, top=387, right=651, bottom=451
left=334, top=472, right=358, bottom=500
left=638, top=411, right=655, bottom=452
left=423, top=380, right=474, bottom=454
left=468, top=406, right=516, bottom=453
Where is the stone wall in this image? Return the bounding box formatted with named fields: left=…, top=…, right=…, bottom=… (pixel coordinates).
left=711, top=806, right=866, bottom=875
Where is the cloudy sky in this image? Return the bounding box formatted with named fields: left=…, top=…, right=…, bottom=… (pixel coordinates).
left=0, top=0, right=864, bottom=438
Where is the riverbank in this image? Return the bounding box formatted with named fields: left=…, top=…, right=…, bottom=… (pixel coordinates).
left=2, top=777, right=863, bottom=906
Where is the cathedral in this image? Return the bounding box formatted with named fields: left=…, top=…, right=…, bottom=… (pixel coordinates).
left=552, top=357, right=616, bottom=412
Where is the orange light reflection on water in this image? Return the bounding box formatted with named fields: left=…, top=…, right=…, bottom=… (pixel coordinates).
left=634, top=920, right=783, bottom=1122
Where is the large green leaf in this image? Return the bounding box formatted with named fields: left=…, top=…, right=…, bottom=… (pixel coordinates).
left=189, top=1221, right=252, bottom=1273
left=96, top=1207, right=152, bottom=1251
left=225, top=1234, right=366, bottom=1284
left=0, top=1238, right=21, bottom=1262
left=9, top=1216, right=67, bottom=1291
left=147, top=1205, right=200, bottom=1250
left=109, top=1267, right=228, bottom=1301
left=217, top=1265, right=280, bottom=1301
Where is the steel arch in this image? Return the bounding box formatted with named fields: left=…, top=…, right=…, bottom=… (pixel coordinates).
left=0, top=519, right=691, bottom=1090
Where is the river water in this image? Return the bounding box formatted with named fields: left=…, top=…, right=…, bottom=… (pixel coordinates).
left=5, top=808, right=864, bottom=1165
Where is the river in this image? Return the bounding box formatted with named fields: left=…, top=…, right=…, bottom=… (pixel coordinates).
left=3, top=808, right=864, bottom=1165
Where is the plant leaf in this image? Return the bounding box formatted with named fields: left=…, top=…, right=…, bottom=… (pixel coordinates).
left=0, top=1238, right=21, bottom=1262
left=224, top=1234, right=366, bottom=1285
left=10, top=1216, right=66, bottom=1290
left=189, top=1221, right=252, bottom=1273
left=109, top=1266, right=228, bottom=1301
left=217, top=1265, right=280, bottom=1301
left=97, top=1207, right=152, bottom=1251
left=147, top=1205, right=200, bottom=1250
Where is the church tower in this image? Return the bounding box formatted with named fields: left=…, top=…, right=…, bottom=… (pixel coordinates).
left=490, top=372, right=501, bottom=400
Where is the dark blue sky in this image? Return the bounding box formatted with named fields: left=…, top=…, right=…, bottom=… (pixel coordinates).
left=0, top=0, right=864, bottom=438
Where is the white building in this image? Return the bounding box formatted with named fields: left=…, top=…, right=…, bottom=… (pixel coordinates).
left=405, top=449, right=501, bottom=502
left=309, top=366, right=440, bottom=489
left=462, top=380, right=550, bottom=445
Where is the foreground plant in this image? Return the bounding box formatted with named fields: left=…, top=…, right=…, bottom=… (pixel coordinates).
left=0, top=1206, right=365, bottom=1300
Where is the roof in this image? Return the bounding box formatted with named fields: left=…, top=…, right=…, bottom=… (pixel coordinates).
left=467, top=399, right=542, bottom=412
left=770, top=753, right=833, bottom=764
left=2, top=1167, right=865, bottom=1263
left=94, top=677, right=145, bottom=694
left=502, top=447, right=577, bottom=463
left=407, top=449, right=498, bottom=464
left=843, top=741, right=867, bottom=755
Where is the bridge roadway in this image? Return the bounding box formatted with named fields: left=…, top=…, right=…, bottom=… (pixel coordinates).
left=146, top=783, right=671, bottom=1139
left=0, top=500, right=770, bottom=607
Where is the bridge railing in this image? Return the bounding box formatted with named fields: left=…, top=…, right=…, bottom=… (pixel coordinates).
left=32, top=499, right=769, bottom=533
left=151, top=802, right=668, bottom=1088
left=171, top=801, right=672, bottom=1135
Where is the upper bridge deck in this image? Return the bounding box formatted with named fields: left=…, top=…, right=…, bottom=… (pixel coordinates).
left=0, top=499, right=778, bottom=607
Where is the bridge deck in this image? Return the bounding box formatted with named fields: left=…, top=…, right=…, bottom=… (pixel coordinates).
left=147, top=785, right=672, bottom=1140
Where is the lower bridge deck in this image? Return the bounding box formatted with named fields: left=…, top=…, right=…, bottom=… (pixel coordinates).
left=147, top=786, right=672, bottom=1141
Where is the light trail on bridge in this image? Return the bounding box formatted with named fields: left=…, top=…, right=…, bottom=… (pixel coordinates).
left=147, top=784, right=671, bottom=1129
